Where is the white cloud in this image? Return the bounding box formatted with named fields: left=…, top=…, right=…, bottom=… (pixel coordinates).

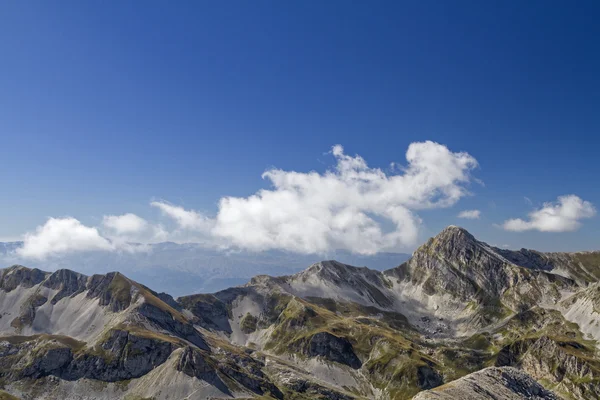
left=502, top=195, right=596, bottom=232
left=14, top=142, right=480, bottom=257
left=457, top=209, right=481, bottom=219
left=17, top=217, right=115, bottom=259
left=102, top=213, right=148, bottom=234
left=150, top=201, right=214, bottom=232
left=102, top=213, right=169, bottom=246
left=211, top=141, right=478, bottom=254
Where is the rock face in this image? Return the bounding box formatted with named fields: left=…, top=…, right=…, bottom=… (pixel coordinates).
left=307, top=332, right=362, bottom=369
left=412, top=367, right=562, bottom=399
left=2, top=330, right=175, bottom=382
left=3, top=225, right=600, bottom=400
left=395, top=226, right=516, bottom=300
left=518, top=336, right=600, bottom=399
left=290, top=260, right=395, bottom=308
left=67, top=329, right=175, bottom=381
left=43, top=269, right=88, bottom=304
left=86, top=272, right=134, bottom=312
left=389, top=226, right=575, bottom=310
left=496, top=248, right=600, bottom=284
left=177, top=293, right=233, bottom=332
left=136, top=302, right=209, bottom=350
left=176, top=346, right=232, bottom=395
left=0, top=266, right=47, bottom=292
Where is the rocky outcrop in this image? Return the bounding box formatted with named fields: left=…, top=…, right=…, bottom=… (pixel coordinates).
left=412, top=367, right=562, bottom=399
left=175, top=346, right=240, bottom=397
left=206, top=348, right=284, bottom=399
left=177, top=293, right=232, bottom=332
left=86, top=272, right=133, bottom=312
left=282, top=376, right=357, bottom=400
left=136, top=302, right=209, bottom=351
left=417, top=366, right=444, bottom=390
left=21, top=346, right=73, bottom=378
left=307, top=332, right=362, bottom=369
left=239, top=313, right=257, bottom=334
left=219, top=363, right=284, bottom=399
left=9, top=292, right=48, bottom=332
left=0, top=266, right=47, bottom=292
left=497, top=248, right=600, bottom=284
left=2, top=330, right=175, bottom=382
left=177, top=346, right=217, bottom=378
left=519, top=336, right=600, bottom=400
left=43, top=269, right=87, bottom=304
left=156, top=292, right=181, bottom=310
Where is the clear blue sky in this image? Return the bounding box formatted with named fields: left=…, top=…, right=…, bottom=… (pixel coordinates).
left=1, top=1, right=599, bottom=252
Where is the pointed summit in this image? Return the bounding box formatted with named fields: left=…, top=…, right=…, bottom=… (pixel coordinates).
left=434, top=225, right=476, bottom=242
left=442, top=225, right=466, bottom=231
left=419, top=225, right=480, bottom=259
left=391, top=225, right=576, bottom=310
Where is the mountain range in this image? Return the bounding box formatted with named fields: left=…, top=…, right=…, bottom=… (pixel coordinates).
left=0, top=243, right=410, bottom=296
left=1, top=226, right=600, bottom=399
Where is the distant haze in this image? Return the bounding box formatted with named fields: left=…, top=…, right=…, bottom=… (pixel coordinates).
left=0, top=241, right=409, bottom=297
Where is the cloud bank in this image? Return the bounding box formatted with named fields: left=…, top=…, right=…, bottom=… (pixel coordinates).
left=17, top=218, right=114, bottom=259
left=210, top=142, right=477, bottom=254
left=15, top=141, right=480, bottom=258
left=502, top=195, right=596, bottom=232
left=457, top=210, right=481, bottom=219
left=102, top=213, right=148, bottom=234
left=150, top=201, right=214, bottom=232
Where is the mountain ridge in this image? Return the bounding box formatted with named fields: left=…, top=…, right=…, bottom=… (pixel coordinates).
left=2, top=226, right=600, bottom=399
left=0, top=241, right=411, bottom=296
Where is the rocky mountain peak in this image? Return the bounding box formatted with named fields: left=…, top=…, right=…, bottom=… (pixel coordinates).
left=291, top=260, right=351, bottom=284
left=44, top=268, right=89, bottom=304
left=288, top=260, right=394, bottom=308
left=303, top=260, right=354, bottom=275
left=44, top=268, right=87, bottom=287
left=395, top=226, right=554, bottom=306
left=407, top=226, right=494, bottom=272
left=295, top=260, right=383, bottom=285
left=0, top=264, right=48, bottom=292
left=429, top=225, right=478, bottom=248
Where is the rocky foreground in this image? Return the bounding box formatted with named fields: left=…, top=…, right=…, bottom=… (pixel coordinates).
left=1, top=226, right=599, bottom=399
left=413, top=367, right=561, bottom=399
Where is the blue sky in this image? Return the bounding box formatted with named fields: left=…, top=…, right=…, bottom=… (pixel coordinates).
left=1, top=1, right=599, bottom=254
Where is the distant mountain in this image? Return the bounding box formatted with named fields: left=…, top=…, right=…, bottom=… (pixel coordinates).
left=2, top=226, right=600, bottom=399
left=0, top=242, right=409, bottom=296
left=0, top=242, right=20, bottom=255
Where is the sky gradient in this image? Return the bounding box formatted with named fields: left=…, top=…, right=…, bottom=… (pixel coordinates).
left=1, top=1, right=599, bottom=254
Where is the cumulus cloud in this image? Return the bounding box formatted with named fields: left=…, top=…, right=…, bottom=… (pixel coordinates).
left=210, top=141, right=477, bottom=254
left=457, top=209, right=481, bottom=219
left=150, top=201, right=214, bottom=232
left=15, top=142, right=479, bottom=257
left=101, top=213, right=169, bottom=246
left=17, top=217, right=115, bottom=259
left=502, top=195, right=596, bottom=232
left=102, top=213, right=148, bottom=234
